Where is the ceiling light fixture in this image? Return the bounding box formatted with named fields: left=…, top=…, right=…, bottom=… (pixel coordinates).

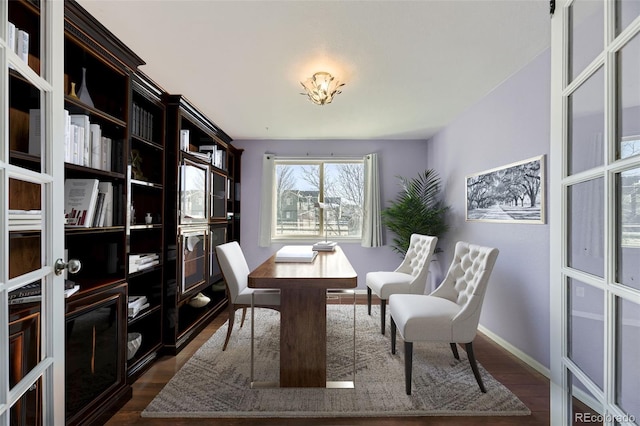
left=300, top=72, right=344, bottom=105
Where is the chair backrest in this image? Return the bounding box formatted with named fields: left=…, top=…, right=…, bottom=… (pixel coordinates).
left=215, top=241, right=250, bottom=303
left=431, top=241, right=499, bottom=341
left=394, top=234, right=438, bottom=294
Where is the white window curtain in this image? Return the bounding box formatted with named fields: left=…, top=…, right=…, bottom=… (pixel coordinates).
left=258, top=153, right=275, bottom=247
left=361, top=152, right=383, bottom=247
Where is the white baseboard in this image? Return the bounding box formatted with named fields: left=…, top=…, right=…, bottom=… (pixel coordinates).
left=477, top=324, right=550, bottom=379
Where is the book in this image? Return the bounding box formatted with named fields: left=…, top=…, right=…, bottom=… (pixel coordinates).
left=70, top=124, right=81, bottom=164
left=312, top=241, right=337, bottom=251
left=90, top=123, right=102, bottom=169
left=130, top=259, right=159, bottom=273
left=7, top=219, right=43, bottom=225
left=128, top=295, right=148, bottom=307
left=7, top=21, right=16, bottom=56
left=275, top=245, right=318, bottom=263
left=92, top=192, right=106, bottom=227
left=8, top=281, right=41, bottom=300
left=8, top=280, right=79, bottom=304
left=64, top=109, right=71, bottom=163
left=129, top=253, right=160, bottom=273
left=97, top=181, right=113, bottom=226
left=180, top=129, right=190, bottom=151
left=133, top=104, right=139, bottom=136
left=17, top=29, right=29, bottom=64
left=129, top=253, right=159, bottom=263
left=70, top=114, right=90, bottom=166
left=129, top=301, right=150, bottom=318
left=64, top=178, right=100, bottom=227
left=28, top=109, right=41, bottom=155
left=128, top=295, right=149, bottom=317
left=101, top=136, right=112, bottom=171
left=9, top=285, right=80, bottom=305
left=8, top=209, right=42, bottom=219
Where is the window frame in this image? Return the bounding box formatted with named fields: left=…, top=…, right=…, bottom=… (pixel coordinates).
left=271, top=158, right=365, bottom=243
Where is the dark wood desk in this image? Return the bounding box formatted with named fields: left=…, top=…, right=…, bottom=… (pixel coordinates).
left=248, top=246, right=357, bottom=387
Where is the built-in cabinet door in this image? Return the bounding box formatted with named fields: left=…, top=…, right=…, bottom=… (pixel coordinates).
left=550, top=1, right=640, bottom=424
left=2, top=1, right=66, bottom=424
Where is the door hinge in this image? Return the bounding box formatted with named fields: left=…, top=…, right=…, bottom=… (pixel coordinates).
left=550, top=0, right=556, bottom=16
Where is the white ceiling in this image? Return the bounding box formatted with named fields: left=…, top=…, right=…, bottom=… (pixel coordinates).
left=77, top=0, right=551, bottom=141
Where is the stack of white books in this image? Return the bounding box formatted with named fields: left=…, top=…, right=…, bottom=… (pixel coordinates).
left=128, top=295, right=149, bottom=318
left=275, top=245, right=318, bottom=263
left=7, top=21, right=30, bottom=67
left=129, top=253, right=160, bottom=273
left=312, top=241, right=337, bottom=252
left=8, top=209, right=42, bottom=231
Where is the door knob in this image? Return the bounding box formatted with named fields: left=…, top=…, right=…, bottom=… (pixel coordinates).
left=54, top=258, right=82, bottom=276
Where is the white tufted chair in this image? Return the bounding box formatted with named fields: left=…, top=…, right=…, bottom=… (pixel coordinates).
left=366, top=234, right=438, bottom=334
left=216, top=241, right=280, bottom=350
left=389, top=241, right=499, bottom=395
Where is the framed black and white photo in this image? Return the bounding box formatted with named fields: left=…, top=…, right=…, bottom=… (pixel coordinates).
left=466, top=155, right=545, bottom=224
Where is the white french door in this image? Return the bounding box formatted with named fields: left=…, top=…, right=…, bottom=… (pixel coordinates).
left=1, top=1, right=65, bottom=424
left=550, top=0, right=640, bottom=424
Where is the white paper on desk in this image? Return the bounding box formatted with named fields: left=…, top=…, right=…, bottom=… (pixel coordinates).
left=275, top=245, right=318, bottom=263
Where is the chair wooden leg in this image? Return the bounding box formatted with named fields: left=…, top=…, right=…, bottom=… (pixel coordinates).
left=367, top=287, right=372, bottom=315
left=223, top=306, right=236, bottom=351
left=405, top=341, right=413, bottom=395
left=239, top=307, right=247, bottom=328
left=465, top=342, right=486, bottom=393
left=380, top=299, right=386, bottom=335
left=391, top=318, right=397, bottom=354
left=450, top=343, right=460, bottom=360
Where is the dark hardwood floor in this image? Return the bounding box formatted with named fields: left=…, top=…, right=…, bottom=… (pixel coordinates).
left=106, top=296, right=550, bottom=425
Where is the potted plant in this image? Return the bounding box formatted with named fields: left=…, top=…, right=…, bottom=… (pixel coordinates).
left=381, top=169, right=449, bottom=256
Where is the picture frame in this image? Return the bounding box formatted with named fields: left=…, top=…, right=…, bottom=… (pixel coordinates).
left=465, top=155, right=546, bottom=224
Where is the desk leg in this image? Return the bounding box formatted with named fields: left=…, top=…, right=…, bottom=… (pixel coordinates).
left=280, top=287, right=326, bottom=387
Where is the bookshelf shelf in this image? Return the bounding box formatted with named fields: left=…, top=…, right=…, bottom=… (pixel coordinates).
left=128, top=304, right=161, bottom=326
left=126, top=71, right=166, bottom=381
left=131, top=134, right=163, bottom=150
left=130, top=178, right=163, bottom=189
left=64, top=163, right=126, bottom=180
left=63, top=96, right=128, bottom=128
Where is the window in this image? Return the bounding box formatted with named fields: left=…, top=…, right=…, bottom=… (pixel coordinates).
left=273, top=159, right=364, bottom=240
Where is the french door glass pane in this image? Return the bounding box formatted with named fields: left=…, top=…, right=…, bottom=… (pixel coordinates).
left=616, top=0, right=640, bottom=36
left=616, top=168, right=640, bottom=290
left=568, top=278, right=604, bottom=390
left=616, top=298, right=640, bottom=421
left=9, top=309, right=42, bottom=426
left=570, top=0, right=604, bottom=81
left=569, top=67, right=605, bottom=175
left=568, top=179, right=605, bottom=277
left=8, top=71, right=44, bottom=168
left=617, top=33, right=640, bottom=160
left=7, top=0, right=42, bottom=77
left=568, top=370, right=603, bottom=425
left=8, top=178, right=43, bottom=279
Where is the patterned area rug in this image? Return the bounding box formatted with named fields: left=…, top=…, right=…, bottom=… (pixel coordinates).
left=142, top=304, right=530, bottom=418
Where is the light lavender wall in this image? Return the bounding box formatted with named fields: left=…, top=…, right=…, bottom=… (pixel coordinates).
left=231, top=139, right=430, bottom=288
left=426, top=50, right=551, bottom=368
